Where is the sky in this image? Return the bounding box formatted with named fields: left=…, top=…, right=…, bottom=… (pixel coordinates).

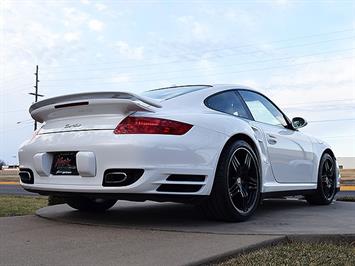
left=0, top=0, right=354, bottom=164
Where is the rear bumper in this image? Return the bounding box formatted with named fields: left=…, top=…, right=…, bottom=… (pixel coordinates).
left=19, top=126, right=227, bottom=196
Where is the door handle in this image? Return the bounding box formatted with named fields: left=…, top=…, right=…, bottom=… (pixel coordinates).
left=267, top=134, right=277, bottom=145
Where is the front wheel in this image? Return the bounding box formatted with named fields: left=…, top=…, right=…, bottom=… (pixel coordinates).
left=305, top=153, right=337, bottom=205
left=200, top=140, right=261, bottom=222
left=66, top=197, right=117, bottom=212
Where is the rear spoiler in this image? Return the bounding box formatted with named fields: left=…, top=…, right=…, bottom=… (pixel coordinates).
left=29, top=91, right=162, bottom=123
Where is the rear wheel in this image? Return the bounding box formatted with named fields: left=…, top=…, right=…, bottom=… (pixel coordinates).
left=200, top=140, right=261, bottom=222
left=305, top=153, right=337, bottom=205
left=66, top=197, right=117, bottom=212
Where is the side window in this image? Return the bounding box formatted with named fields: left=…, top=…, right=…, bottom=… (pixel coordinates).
left=239, top=90, right=288, bottom=127
left=205, top=90, right=250, bottom=119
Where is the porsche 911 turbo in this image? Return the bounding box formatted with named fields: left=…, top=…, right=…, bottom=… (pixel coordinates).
left=18, top=84, right=340, bottom=221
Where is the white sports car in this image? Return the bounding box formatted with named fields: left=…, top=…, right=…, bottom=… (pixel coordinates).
left=18, top=85, right=340, bottom=221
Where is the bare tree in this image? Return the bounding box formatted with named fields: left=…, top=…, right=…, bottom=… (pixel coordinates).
left=0, top=159, right=6, bottom=169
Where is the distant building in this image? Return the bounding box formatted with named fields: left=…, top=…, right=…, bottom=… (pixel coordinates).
left=337, top=157, right=355, bottom=169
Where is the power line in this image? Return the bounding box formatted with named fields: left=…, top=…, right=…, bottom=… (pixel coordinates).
left=40, top=47, right=355, bottom=83
left=322, top=135, right=355, bottom=139
left=40, top=54, right=355, bottom=89
left=309, top=118, right=355, bottom=123
left=41, top=32, right=354, bottom=73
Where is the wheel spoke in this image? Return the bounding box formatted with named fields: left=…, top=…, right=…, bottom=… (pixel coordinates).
left=324, top=161, right=329, bottom=172
left=321, top=175, right=328, bottom=183
left=229, top=182, right=240, bottom=198
left=227, top=147, right=259, bottom=214
left=244, top=152, right=251, bottom=170
left=247, top=177, right=257, bottom=190
left=231, top=156, right=241, bottom=173
left=240, top=185, right=248, bottom=198
left=241, top=193, right=248, bottom=212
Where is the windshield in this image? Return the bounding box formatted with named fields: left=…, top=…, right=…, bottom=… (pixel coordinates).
left=141, top=85, right=210, bottom=100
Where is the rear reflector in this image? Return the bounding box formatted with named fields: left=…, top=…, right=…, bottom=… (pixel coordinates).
left=114, top=117, right=193, bottom=135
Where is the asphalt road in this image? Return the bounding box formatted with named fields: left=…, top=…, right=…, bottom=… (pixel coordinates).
left=1, top=184, right=354, bottom=197
left=0, top=184, right=35, bottom=196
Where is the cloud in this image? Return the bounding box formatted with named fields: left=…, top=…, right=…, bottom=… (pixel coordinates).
left=88, top=19, right=104, bottom=31
left=63, top=7, right=89, bottom=27
left=224, top=9, right=256, bottom=27
left=95, top=3, right=107, bottom=11
left=64, top=32, right=81, bottom=42
left=114, top=41, right=144, bottom=60
left=177, top=16, right=209, bottom=40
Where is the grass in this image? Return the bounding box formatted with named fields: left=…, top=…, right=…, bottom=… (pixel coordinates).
left=0, top=195, right=48, bottom=217
left=337, top=196, right=355, bottom=202
left=215, top=241, right=355, bottom=266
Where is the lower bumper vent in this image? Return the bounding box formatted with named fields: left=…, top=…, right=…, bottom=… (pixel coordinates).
left=157, top=184, right=202, bottom=193
left=166, top=174, right=206, bottom=182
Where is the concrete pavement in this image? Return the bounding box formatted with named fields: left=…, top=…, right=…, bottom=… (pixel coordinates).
left=1, top=199, right=354, bottom=265
left=0, top=215, right=282, bottom=266
left=37, top=199, right=355, bottom=235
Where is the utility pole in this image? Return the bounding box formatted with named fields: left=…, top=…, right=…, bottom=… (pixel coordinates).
left=29, top=65, right=44, bottom=131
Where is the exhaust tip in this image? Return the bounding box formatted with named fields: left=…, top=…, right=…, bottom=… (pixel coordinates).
left=19, top=169, right=34, bottom=184
left=104, top=172, right=128, bottom=184
left=103, top=169, right=144, bottom=187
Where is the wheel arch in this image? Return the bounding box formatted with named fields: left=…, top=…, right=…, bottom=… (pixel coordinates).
left=220, top=133, right=262, bottom=177
left=323, top=148, right=335, bottom=159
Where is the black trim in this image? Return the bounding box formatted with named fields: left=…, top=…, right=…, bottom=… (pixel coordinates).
left=166, top=174, right=206, bottom=182
left=157, top=184, right=203, bottom=193
left=55, top=101, right=89, bottom=109
left=23, top=189, right=207, bottom=204
left=262, top=189, right=317, bottom=199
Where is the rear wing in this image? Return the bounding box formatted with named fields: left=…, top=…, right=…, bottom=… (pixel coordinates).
left=29, top=91, right=162, bottom=123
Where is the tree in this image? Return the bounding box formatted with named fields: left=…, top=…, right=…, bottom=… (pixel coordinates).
left=0, top=159, right=6, bottom=169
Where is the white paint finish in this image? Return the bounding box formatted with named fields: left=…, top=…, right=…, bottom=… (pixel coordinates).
left=19, top=84, right=339, bottom=197
left=251, top=122, right=314, bottom=183
left=76, top=152, right=96, bottom=177
left=33, top=153, right=53, bottom=176
left=19, top=126, right=226, bottom=195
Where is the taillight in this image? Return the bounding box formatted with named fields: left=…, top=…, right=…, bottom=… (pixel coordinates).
left=114, top=117, right=193, bottom=135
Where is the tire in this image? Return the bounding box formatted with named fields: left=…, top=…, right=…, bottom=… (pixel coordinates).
left=66, top=197, right=117, bottom=212
left=305, top=153, right=337, bottom=205
left=200, top=140, right=261, bottom=222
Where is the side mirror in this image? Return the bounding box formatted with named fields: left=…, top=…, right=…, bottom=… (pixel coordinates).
left=292, top=117, right=308, bottom=129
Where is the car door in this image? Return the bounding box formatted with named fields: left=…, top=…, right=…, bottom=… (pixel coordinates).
left=239, top=90, right=314, bottom=183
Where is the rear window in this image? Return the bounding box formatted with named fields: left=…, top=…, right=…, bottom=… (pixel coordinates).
left=141, top=85, right=210, bottom=100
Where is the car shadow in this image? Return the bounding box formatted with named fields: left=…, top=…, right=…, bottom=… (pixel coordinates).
left=47, top=198, right=312, bottom=229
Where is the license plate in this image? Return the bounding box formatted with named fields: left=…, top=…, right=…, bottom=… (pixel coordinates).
left=51, top=152, right=79, bottom=175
